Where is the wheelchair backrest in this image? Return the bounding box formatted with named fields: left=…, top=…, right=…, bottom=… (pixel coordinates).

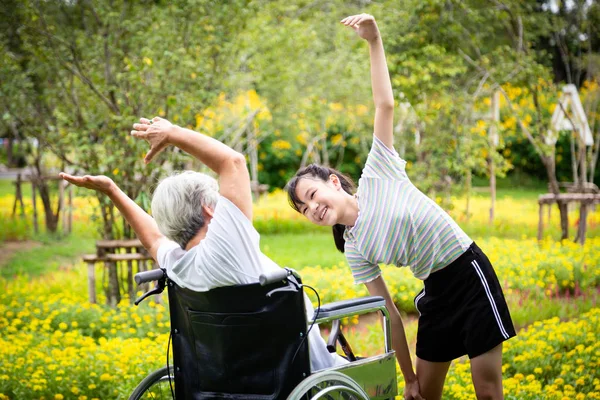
left=167, top=278, right=311, bottom=400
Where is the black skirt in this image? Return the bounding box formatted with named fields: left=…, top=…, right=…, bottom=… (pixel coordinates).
left=414, top=242, right=516, bottom=362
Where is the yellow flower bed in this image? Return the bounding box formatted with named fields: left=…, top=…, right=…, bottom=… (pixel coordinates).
left=437, top=308, right=600, bottom=400
left=0, top=253, right=599, bottom=399
left=0, top=269, right=170, bottom=400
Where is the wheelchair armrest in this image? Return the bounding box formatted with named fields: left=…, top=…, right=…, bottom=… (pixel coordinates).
left=314, top=296, right=386, bottom=322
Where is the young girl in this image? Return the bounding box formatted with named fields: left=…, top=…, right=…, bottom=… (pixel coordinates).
left=286, top=14, right=515, bottom=400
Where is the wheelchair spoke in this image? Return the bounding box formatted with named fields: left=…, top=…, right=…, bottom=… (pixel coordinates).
left=287, top=371, right=369, bottom=400
left=129, top=367, right=175, bottom=400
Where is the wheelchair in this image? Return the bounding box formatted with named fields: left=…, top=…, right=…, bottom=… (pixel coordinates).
left=129, top=267, right=397, bottom=400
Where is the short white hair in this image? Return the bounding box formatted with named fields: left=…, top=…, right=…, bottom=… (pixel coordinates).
left=151, top=171, right=219, bottom=248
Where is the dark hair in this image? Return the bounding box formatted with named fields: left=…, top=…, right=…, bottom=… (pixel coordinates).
left=285, top=164, right=356, bottom=253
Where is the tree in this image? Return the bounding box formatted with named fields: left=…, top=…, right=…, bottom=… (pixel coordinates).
left=0, top=0, right=255, bottom=239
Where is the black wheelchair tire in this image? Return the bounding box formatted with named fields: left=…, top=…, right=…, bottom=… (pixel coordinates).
left=129, top=366, right=175, bottom=400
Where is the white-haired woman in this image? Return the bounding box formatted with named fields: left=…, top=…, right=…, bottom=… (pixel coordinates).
left=60, top=117, right=346, bottom=371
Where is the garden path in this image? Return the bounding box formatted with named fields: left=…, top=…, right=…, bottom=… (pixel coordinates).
left=0, top=240, right=41, bottom=267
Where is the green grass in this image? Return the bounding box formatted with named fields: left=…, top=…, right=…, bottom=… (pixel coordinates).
left=261, top=232, right=348, bottom=270
left=472, top=171, right=547, bottom=191
left=0, top=234, right=95, bottom=278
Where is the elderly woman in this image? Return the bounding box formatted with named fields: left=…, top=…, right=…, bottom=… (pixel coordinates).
left=60, top=117, right=346, bottom=371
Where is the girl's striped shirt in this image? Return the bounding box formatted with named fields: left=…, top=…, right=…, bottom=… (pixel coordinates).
left=343, top=136, right=472, bottom=284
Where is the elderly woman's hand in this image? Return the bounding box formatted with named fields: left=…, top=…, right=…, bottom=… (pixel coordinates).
left=131, top=117, right=175, bottom=164
left=59, top=173, right=115, bottom=194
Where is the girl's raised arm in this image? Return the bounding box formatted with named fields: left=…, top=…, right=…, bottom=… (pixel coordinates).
left=341, top=14, right=394, bottom=149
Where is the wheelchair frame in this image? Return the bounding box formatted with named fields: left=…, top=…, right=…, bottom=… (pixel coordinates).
left=128, top=268, right=397, bottom=400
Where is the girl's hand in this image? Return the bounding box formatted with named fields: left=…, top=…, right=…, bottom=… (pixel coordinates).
left=404, top=379, right=425, bottom=400
left=340, top=14, right=380, bottom=42
left=59, top=173, right=115, bottom=194
left=131, top=117, right=175, bottom=164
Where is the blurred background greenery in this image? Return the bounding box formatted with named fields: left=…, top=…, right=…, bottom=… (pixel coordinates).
left=1, top=0, right=599, bottom=242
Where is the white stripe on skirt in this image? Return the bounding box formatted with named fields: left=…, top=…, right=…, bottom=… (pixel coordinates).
left=414, top=289, right=426, bottom=316
left=471, top=260, right=510, bottom=339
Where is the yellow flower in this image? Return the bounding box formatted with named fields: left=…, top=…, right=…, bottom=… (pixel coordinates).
left=271, top=139, right=292, bottom=150
left=100, top=373, right=112, bottom=381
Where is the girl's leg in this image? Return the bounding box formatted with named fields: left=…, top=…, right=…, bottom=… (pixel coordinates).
left=469, top=343, right=504, bottom=400
left=415, top=357, right=451, bottom=400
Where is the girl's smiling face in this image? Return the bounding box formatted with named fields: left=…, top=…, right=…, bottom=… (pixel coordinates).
left=293, top=175, right=348, bottom=226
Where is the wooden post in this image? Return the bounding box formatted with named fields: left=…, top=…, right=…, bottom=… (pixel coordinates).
left=88, top=262, right=97, bottom=304
left=12, top=174, right=25, bottom=217
left=577, top=203, right=588, bottom=245
left=538, top=201, right=544, bottom=242
left=578, top=127, right=587, bottom=186
left=107, top=261, right=121, bottom=306
left=58, top=179, right=65, bottom=233
left=127, top=248, right=134, bottom=304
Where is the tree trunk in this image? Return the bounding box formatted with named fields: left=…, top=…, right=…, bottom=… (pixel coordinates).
left=6, top=136, right=14, bottom=167
left=570, top=132, right=579, bottom=185
left=107, top=261, right=121, bottom=306
left=99, top=199, right=114, bottom=240
left=578, top=131, right=587, bottom=186
left=544, top=155, right=569, bottom=240
left=33, top=156, right=60, bottom=233
left=557, top=201, right=569, bottom=240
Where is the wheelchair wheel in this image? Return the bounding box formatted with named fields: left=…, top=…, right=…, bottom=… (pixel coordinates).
left=287, top=370, right=370, bottom=400
left=129, top=366, right=175, bottom=400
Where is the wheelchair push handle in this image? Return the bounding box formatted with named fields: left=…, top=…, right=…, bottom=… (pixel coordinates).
left=135, top=268, right=166, bottom=285
left=259, top=268, right=291, bottom=286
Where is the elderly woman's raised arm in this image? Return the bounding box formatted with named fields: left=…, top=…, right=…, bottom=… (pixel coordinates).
left=131, top=117, right=252, bottom=221
left=59, top=173, right=167, bottom=261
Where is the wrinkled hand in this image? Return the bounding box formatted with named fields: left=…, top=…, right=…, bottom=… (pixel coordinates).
left=340, top=13, right=380, bottom=42
left=59, top=173, right=115, bottom=194
left=404, top=379, right=425, bottom=400
left=130, top=116, right=174, bottom=164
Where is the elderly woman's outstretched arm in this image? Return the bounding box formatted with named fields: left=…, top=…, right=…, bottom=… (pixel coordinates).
left=59, top=173, right=166, bottom=260
left=131, top=117, right=252, bottom=221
